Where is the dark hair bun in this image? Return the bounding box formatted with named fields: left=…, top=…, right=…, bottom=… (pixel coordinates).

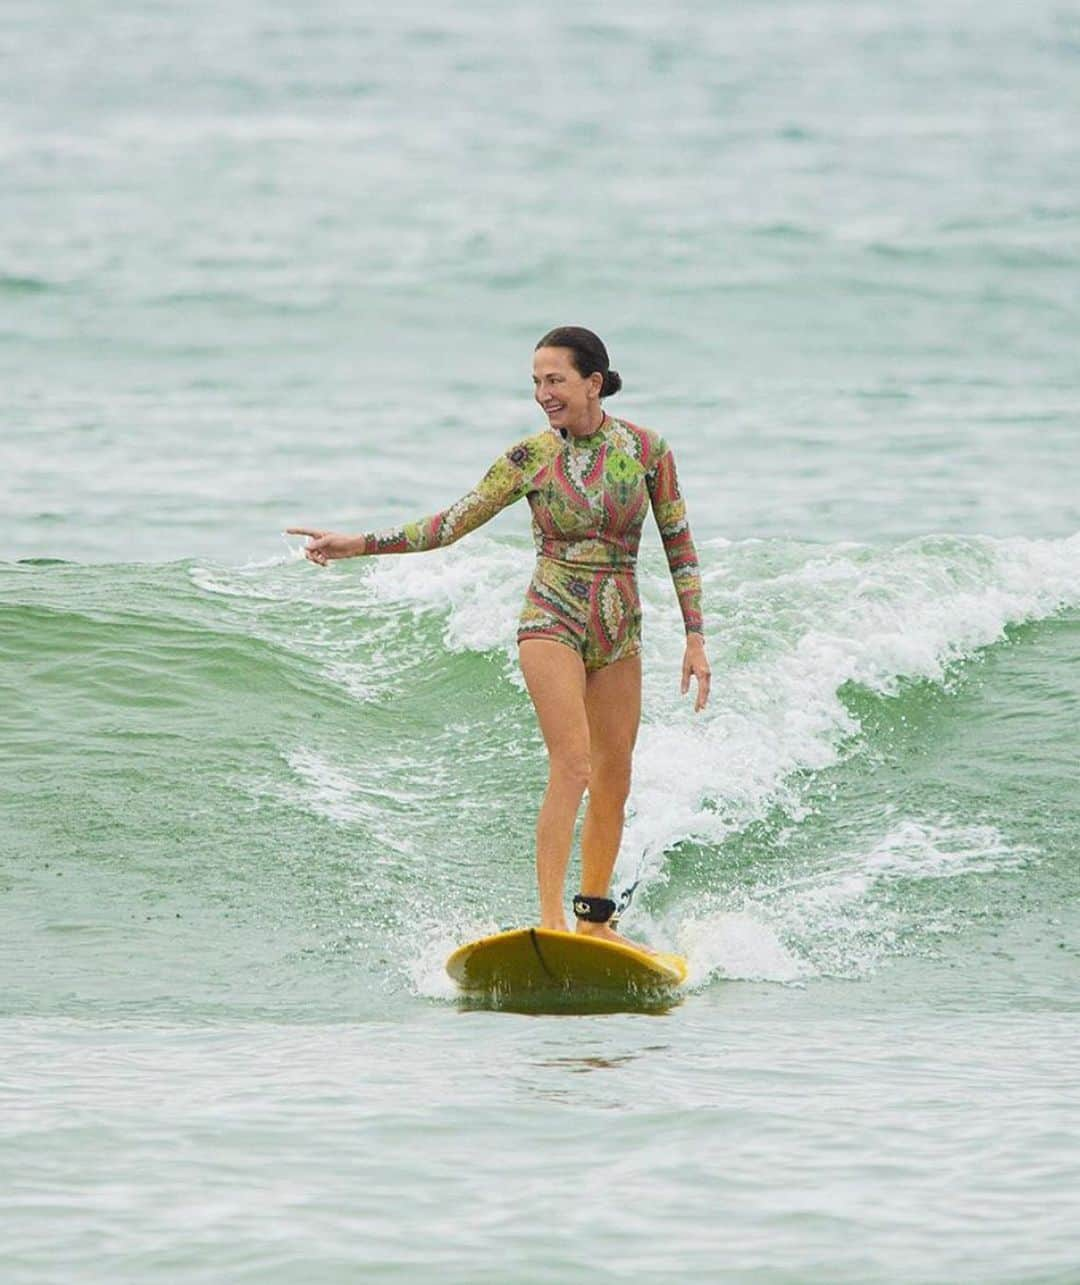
left=601, top=368, right=622, bottom=398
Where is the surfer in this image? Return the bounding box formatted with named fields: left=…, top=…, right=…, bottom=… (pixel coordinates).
left=288, top=326, right=710, bottom=950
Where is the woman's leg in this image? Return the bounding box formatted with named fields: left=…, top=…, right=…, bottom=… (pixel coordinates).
left=578, top=652, right=643, bottom=944
left=518, top=638, right=591, bottom=931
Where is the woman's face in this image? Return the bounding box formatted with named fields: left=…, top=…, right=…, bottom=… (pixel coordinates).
left=532, top=346, right=602, bottom=432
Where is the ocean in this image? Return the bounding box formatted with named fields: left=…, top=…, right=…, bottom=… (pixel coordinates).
left=2, top=2, right=1079, bottom=1280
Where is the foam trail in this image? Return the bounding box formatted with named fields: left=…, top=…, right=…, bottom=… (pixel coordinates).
left=679, top=816, right=1035, bottom=983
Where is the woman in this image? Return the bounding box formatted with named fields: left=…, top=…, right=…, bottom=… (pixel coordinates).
left=288, top=326, right=710, bottom=950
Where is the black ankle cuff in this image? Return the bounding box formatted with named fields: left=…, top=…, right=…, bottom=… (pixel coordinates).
left=573, top=894, right=616, bottom=924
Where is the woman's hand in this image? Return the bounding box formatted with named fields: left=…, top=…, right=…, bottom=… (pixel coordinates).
left=286, top=527, right=366, bottom=566
left=681, top=633, right=711, bottom=712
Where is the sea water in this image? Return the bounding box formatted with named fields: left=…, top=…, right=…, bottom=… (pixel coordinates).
left=2, top=2, right=1079, bottom=1281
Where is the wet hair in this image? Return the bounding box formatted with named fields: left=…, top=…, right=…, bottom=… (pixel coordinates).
left=535, top=326, right=622, bottom=399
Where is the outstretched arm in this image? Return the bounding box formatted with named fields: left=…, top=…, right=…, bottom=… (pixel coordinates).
left=288, top=442, right=534, bottom=564
left=360, top=450, right=532, bottom=554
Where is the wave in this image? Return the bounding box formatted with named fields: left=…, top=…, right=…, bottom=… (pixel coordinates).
left=4, top=531, right=1078, bottom=991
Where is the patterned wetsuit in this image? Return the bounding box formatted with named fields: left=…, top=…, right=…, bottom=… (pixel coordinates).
left=360, top=415, right=703, bottom=670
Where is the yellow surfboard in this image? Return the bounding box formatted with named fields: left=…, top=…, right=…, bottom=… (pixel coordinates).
left=446, top=927, right=688, bottom=1009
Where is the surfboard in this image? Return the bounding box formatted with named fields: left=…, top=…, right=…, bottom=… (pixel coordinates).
left=446, top=927, right=688, bottom=1008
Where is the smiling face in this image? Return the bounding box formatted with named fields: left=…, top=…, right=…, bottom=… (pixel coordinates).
left=532, top=346, right=603, bottom=436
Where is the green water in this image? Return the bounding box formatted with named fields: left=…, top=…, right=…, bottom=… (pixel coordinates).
left=3, top=2, right=1080, bottom=1281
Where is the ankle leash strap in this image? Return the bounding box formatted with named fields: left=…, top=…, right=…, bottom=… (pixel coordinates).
left=572, top=894, right=616, bottom=924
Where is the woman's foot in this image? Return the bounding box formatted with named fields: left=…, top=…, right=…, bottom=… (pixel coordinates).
left=575, top=920, right=656, bottom=955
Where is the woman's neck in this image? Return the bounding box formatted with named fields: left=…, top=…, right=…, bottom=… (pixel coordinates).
left=563, top=407, right=607, bottom=440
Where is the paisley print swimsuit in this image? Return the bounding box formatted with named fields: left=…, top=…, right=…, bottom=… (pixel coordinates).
left=360, top=415, right=703, bottom=671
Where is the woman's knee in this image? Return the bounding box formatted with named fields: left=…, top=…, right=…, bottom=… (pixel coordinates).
left=589, top=756, right=632, bottom=807
left=548, top=747, right=592, bottom=794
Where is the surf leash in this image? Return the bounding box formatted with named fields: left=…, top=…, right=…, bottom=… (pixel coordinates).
left=609, top=874, right=642, bottom=927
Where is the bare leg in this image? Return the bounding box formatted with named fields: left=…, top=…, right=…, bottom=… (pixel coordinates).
left=577, top=653, right=651, bottom=950
left=518, top=639, right=591, bottom=931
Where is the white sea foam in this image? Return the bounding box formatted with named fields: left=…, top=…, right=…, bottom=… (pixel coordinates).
left=275, top=747, right=446, bottom=864
left=189, top=562, right=284, bottom=601
left=859, top=817, right=1034, bottom=879
left=406, top=911, right=502, bottom=1002
left=676, top=815, right=1036, bottom=983
left=280, top=747, right=373, bottom=826
left=676, top=911, right=810, bottom=986
left=363, top=536, right=532, bottom=666
left=189, top=545, right=372, bottom=608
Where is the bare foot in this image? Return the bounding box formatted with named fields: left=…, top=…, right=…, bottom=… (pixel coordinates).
left=575, top=921, right=657, bottom=955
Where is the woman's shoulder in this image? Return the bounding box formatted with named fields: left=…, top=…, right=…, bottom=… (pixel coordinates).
left=608, top=417, right=670, bottom=467
left=503, top=429, right=561, bottom=473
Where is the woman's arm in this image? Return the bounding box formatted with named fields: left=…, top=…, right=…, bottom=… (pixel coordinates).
left=288, top=438, right=541, bottom=563
left=646, top=437, right=710, bottom=710
left=361, top=450, right=530, bottom=554
left=646, top=438, right=704, bottom=636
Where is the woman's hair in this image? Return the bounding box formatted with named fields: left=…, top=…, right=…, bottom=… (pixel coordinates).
left=535, top=326, right=622, bottom=399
